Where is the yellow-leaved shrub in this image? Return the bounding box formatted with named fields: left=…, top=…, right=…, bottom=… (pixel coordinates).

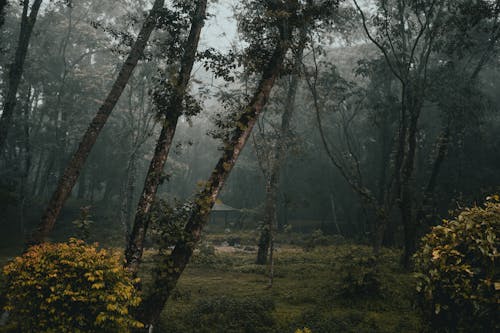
left=414, top=198, right=499, bottom=332
left=1, top=238, right=143, bottom=332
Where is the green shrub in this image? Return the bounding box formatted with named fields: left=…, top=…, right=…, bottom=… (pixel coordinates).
left=337, top=255, right=382, bottom=299
left=414, top=198, right=500, bottom=332
left=189, top=295, right=275, bottom=333
left=1, top=239, right=143, bottom=333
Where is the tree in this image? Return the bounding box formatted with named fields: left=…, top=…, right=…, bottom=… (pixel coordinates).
left=0, top=0, right=43, bottom=153
left=28, top=0, right=165, bottom=245
left=304, top=52, right=396, bottom=254
left=135, top=0, right=342, bottom=327
left=352, top=0, right=500, bottom=266
left=255, top=30, right=306, bottom=267
left=125, top=0, right=208, bottom=276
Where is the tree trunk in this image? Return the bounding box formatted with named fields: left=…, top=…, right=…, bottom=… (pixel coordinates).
left=19, top=85, right=33, bottom=237
left=0, top=0, right=43, bottom=153
left=135, top=36, right=288, bottom=327
left=31, top=152, right=43, bottom=197
left=399, top=101, right=421, bottom=268
left=416, top=125, right=450, bottom=228
left=124, top=0, right=207, bottom=276
left=119, top=151, right=138, bottom=238
left=256, top=37, right=304, bottom=265
left=256, top=178, right=275, bottom=265
left=27, top=0, right=165, bottom=246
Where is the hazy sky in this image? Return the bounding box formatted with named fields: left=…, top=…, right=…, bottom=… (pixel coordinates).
left=201, top=1, right=238, bottom=51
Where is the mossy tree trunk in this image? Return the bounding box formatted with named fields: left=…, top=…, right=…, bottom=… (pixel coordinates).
left=135, top=35, right=289, bottom=328
left=124, top=0, right=208, bottom=276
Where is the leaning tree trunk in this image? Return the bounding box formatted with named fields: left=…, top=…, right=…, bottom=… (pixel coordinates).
left=124, top=0, right=207, bottom=276
left=0, top=0, right=42, bottom=153
left=135, top=38, right=288, bottom=328
left=27, top=0, right=165, bottom=246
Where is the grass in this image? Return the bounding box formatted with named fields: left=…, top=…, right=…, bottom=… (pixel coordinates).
left=0, top=231, right=424, bottom=332
left=145, top=233, right=424, bottom=333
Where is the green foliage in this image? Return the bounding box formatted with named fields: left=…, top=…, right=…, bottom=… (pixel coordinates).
left=190, top=241, right=218, bottom=266
left=414, top=198, right=500, bottom=332
left=337, top=256, right=382, bottom=299
left=1, top=239, right=143, bottom=332
left=150, top=199, right=194, bottom=250
left=188, top=295, right=275, bottom=333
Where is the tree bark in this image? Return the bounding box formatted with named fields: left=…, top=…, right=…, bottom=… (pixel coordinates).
left=399, top=96, right=423, bottom=268
left=119, top=151, right=138, bottom=238
left=0, top=0, right=43, bottom=153
left=135, top=37, right=288, bottom=327
left=124, top=0, right=207, bottom=276
left=27, top=0, right=165, bottom=246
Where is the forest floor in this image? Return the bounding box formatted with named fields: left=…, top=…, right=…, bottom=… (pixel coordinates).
left=0, top=230, right=425, bottom=332
left=141, top=231, right=425, bottom=333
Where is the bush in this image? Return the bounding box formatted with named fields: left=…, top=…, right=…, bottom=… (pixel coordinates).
left=337, top=255, right=382, bottom=299
left=189, top=295, right=275, bottom=333
left=1, top=239, right=143, bottom=333
left=414, top=198, right=500, bottom=332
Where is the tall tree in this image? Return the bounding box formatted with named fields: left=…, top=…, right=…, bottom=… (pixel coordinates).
left=0, top=0, right=43, bottom=153
left=28, top=0, right=165, bottom=245
left=255, top=32, right=306, bottom=266
left=346, top=0, right=500, bottom=266
left=353, top=0, right=455, bottom=266
left=125, top=0, right=208, bottom=276
left=135, top=0, right=341, bottom=328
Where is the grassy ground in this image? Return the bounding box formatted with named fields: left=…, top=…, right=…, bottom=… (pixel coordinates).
left=144, top=232, right=424, bottom=333
left=0, top=231, right=424, bottom=332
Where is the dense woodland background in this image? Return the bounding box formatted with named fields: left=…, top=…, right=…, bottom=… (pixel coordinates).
left=0, top=0, right=499, bottom=332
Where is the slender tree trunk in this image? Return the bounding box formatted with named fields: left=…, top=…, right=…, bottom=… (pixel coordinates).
left=0, top=0, right=43, bottom=153
left=256, top=178, right=276, bottom=265
left=256, top=37, right=304, bottom=265
left=120, top=151, right=138, bottom=238
left=19, top=86, right=32, bottom=237
left=135, top=37, right=288, bottom=327
left=400, top=101, right=421, bottom=268
left=124, top=0, right=207, bottom=276
left=27, top=0, right=165, bottom=246
left=31, top=151, right=43, bottom=197
left=415, top=125, right=450, bottom=228
left=38, top=153, right=55, bottom=197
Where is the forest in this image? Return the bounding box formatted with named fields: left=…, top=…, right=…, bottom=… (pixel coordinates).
left=0, top=0, right=498, bottom=332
